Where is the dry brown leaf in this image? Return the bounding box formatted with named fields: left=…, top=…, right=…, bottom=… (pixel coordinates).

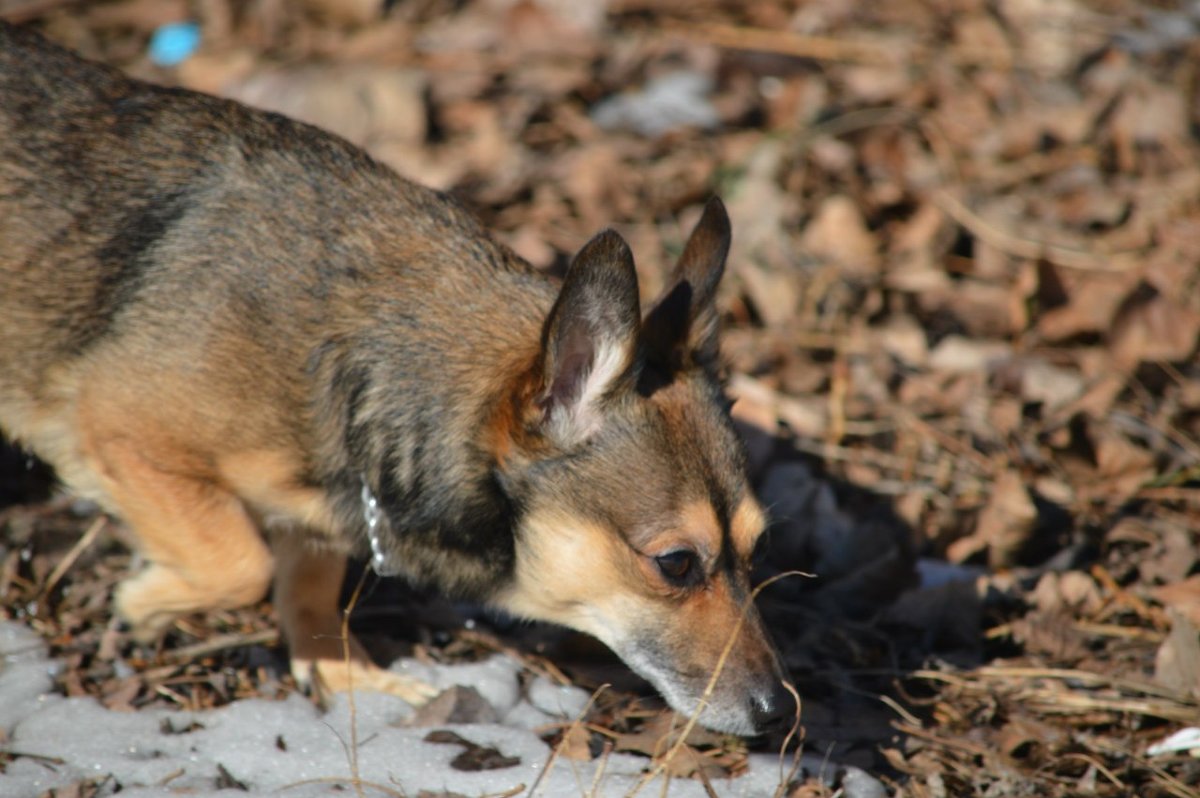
left=997, top=0, right=1090, bottom=76
left=610, top=712, right=725, bottom=772
left=885, top=248, right=951, bottom=293
left=84, top=0, right=188, bottom=31
left=800, top=194, right=880, bottom=277
left=1110, top=283, right=1200, bottom=369
left=729, top=140, right=797, bottom=327
left=1011, top=611, right=1090, bottom=663
left=408, top=686, right=499, bottom=726
left=556, top=723, right=593, bottom=762
left=1154, top=610, right=1200, bottom=699
left=553, top=142, right=625, bottom=233
left=101, top=676, right=142, bottom=712
left=1064, top=373, right=1126, bottom=421
left=300, top=0, right=382, bottom=27
left=1033, top=571, right=1102, bottom=616
left=953, top=14, right=1012, bottom=68
left=996, top=715, right=1065, bottom=758
left=1019, top=359, right=1084, bottom=411
left=1139, top=527, right=1198, bottom=586
left=890, top=202, right=951, bottom=256
left=987, top=396, right=1023, bottom=438
left=952, top=470, right=1037, bottom=567
left=1092, top=429, right=1156, bottom=503
left=928, top=336, right=1011, bottom=374
left=223, top=64, right=427, bottom=151
left=175, top=49, right=256, bottom=96
left=1037, top=275, right=1132, bottom=342
left=841, top=65, right=911, bottom=104
left=946, top=279, right=1027, bottom=338
left=875, top=315, right=928, bottom=368
left=1109, top=79, right=1189, bottom=173
left=1152, top=576, right=1200, bottom=629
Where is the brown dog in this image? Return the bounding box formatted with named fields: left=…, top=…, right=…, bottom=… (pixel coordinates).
left=0, top=22, right=791, bottom=734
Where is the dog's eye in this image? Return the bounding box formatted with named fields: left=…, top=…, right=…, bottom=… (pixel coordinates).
left=655, top=549, right=699, bottom=586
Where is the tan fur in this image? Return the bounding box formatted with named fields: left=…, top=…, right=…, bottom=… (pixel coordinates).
left=731, top=499, right=768, bottom=559
left=218, top=450, right=339, bottom=534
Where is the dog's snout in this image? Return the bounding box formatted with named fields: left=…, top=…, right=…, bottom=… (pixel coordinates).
left=750, top=679, right=797, bottom=733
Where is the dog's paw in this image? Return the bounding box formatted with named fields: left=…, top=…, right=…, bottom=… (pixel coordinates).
left=292, top=656, right=440, bottom=706
left=113, top=565, right=185, bottom=642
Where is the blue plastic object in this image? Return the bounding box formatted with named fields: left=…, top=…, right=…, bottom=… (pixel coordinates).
left=149, top=22, right=201, bottom=67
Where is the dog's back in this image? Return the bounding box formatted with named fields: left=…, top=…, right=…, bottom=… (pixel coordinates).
left=0, top=22, right=549, bottom=500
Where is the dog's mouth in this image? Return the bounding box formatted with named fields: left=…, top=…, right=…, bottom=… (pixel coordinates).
left=614, top=639, right=793, bottom=736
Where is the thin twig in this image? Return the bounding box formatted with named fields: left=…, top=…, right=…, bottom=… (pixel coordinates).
left=932, top=189, right=1139, bottom=273
left=587, top=742, right=614, bottom=798
left=668, top=21, right=911, bottom=66
left=1059, top=753, right=1127, bottom=791
left=773, top=680, right=805, bottom=798
left=342, top=568, right=372, bottom=798
left=37, top=515, right=106, bottom=600
left=1092, top=741, right=1200, bottom=798
left=160, top=629, right=280, bottom=663
left=893, top=720, right=996, bottom=759
left=526, top=684, right=609, bottom=798
left=915, top=665, right=1190, bottom=701
left=1135, top=487, right=1200, bottom=504
left=280, top=776, right=405, bottom=796
left=0, top=749, right=66, bottom=765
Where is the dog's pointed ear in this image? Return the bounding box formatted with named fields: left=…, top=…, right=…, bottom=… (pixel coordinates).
left=642, top=197, right=731, bottom=373
left=537, top=229, right=641, bottom=446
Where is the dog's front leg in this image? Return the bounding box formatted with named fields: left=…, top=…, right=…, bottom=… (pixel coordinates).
left=271, top=533, right=438, bottom=706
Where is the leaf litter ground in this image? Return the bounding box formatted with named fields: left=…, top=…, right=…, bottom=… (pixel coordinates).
left=1, top=0, right=1199, bottom=796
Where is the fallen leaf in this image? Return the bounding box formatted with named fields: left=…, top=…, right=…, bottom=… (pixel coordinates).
left=1109, top=78, right=1189, bottom=172
left=223, top=64, right=427, bottom=152
left=928, top=336, right=1011, bottom=374
left=1011, top=611, right=1090, bottom=663
left=408, top=686, right=499, bottom=726
left=1033, top=571, right=1102, bottom=616
left=945, top=279, right=1027, bottom=338
left=1152, top=576, right=1200, bottom=629
left=300, top=0, right=382, bottom=27
left=800, top=195, right=880, bottom=277
left=423, top=729, right=520, bottom=771
left=996, top=715, right=1064, bottom=758
left=950, top=470, right=1037, bottom=567
left=1037, top=275, right=1134, bottom=342
left=1019, top=359, right=1084, bottom=411
left=1139, top=526, right=1198, bottom=586
left=554, top=723, right=593, bottom=762
left=1110, top=282, right=1200, bottom=369
left=101, top=676, right=142, bottom=712
left=1092, top=429, right=1156, bottom=503
left=874, top=315, right=928, bottom=368
left=1154, top=611, right=1200, bottom=699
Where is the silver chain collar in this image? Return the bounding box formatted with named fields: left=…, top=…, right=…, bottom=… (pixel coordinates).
left=360, top=477, right=399, bottom=576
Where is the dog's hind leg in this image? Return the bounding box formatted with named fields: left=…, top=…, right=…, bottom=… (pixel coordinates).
left=81, top=434, right=276, bottom=640
left=271, top=534, right=439, bottom=705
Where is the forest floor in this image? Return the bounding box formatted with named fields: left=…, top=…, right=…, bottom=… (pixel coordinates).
left=1, top=0, right=1199, bottom=796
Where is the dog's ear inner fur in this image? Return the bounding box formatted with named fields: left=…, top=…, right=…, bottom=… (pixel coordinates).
left=536, top=229, right=641, bottom=445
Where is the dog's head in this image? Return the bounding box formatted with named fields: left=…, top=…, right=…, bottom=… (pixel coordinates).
left=492, top=198, right=792, bottom=735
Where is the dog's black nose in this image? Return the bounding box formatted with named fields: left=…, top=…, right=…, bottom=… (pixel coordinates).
left=751, top=679, right=797, bottom=733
